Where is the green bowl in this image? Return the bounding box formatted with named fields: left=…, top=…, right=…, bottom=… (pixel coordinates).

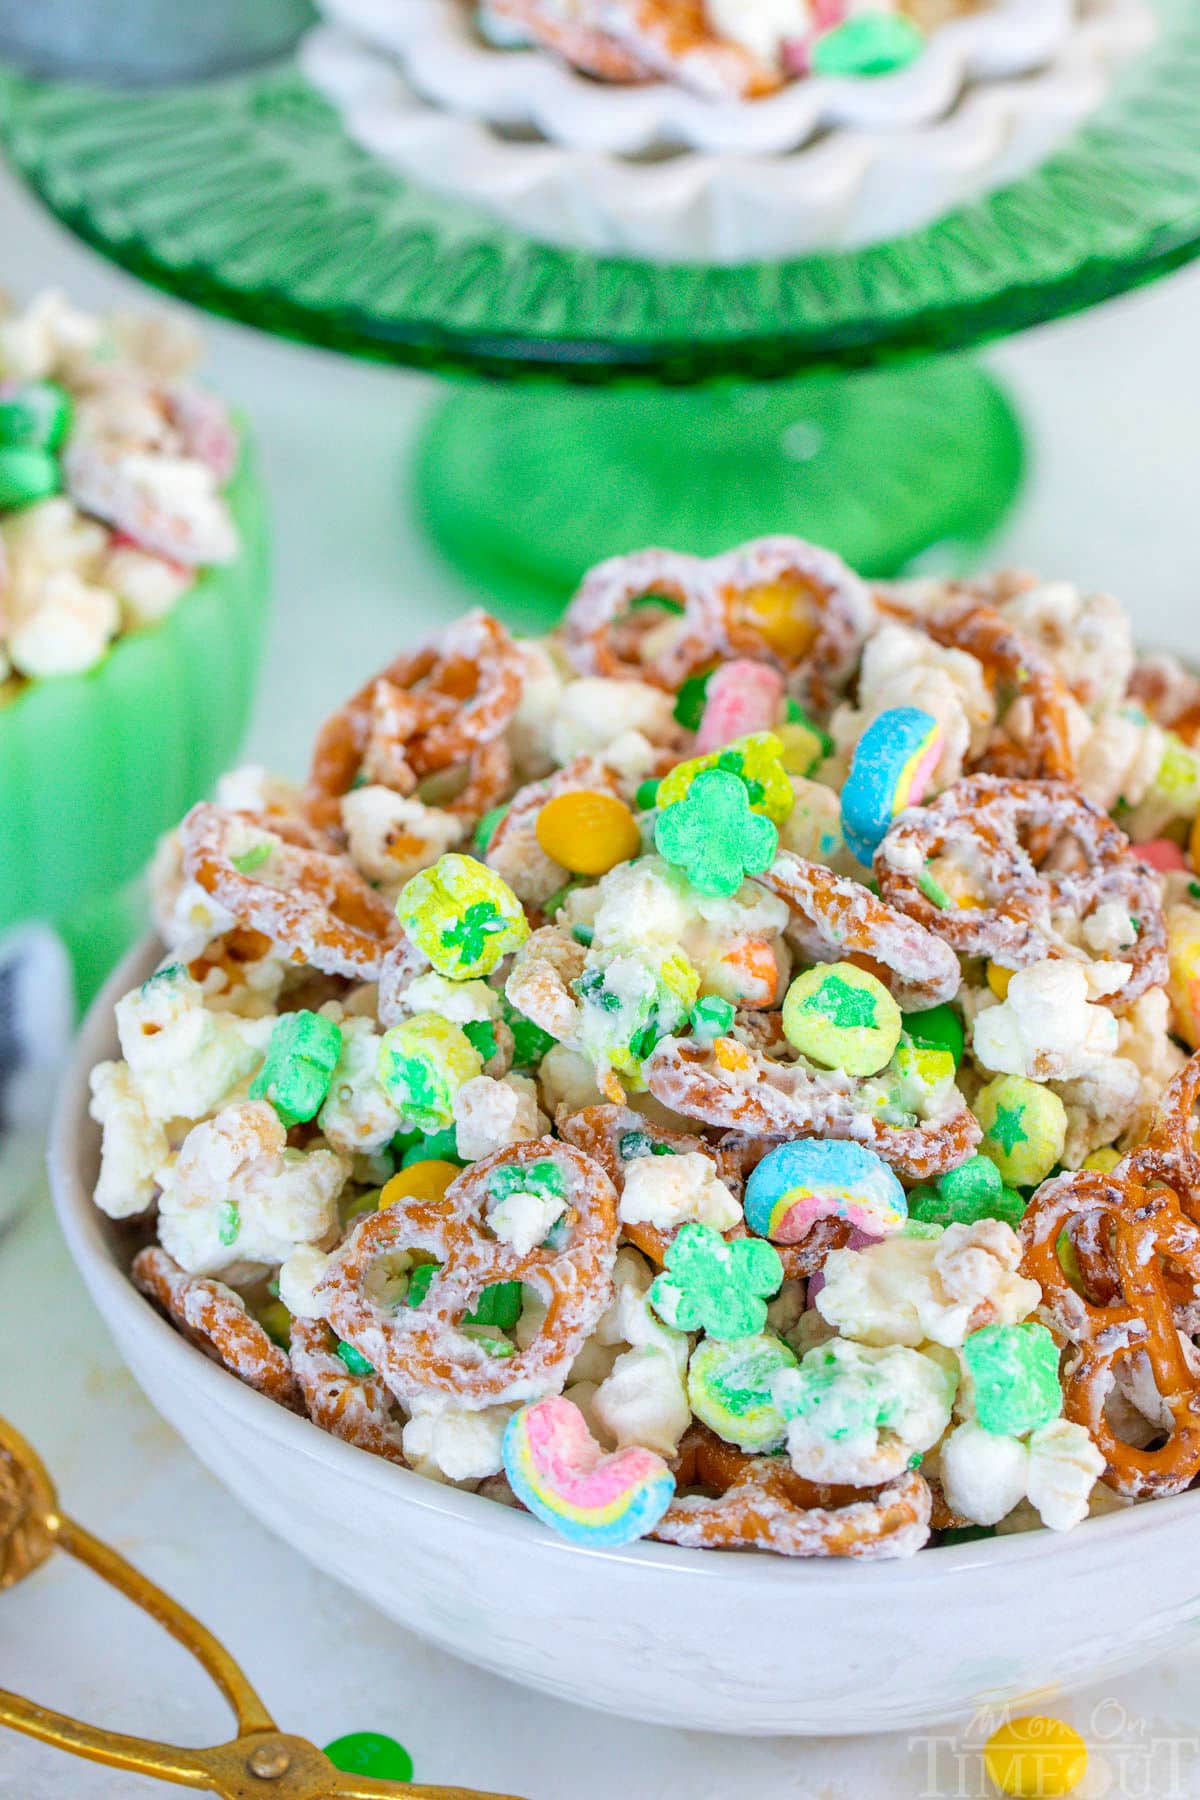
left=0, top=432, right=270, bottom=1002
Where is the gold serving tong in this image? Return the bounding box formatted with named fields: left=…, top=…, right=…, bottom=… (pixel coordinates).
left=0, top=1416, right=524, bottom=1800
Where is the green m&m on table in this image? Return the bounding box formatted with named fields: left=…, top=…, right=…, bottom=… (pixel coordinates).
left=323, top=1730, right=413, bottom=1783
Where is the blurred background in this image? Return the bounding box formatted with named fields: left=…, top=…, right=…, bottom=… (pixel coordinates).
left=4, top=151, right=1197, bottom=781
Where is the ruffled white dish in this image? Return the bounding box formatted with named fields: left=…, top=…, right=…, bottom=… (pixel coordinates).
left=301, top=0, right=1155, bottom=263
left=48, top=937, right=1200, bottom=1735
left=320, top=0, right=1077, bottom=156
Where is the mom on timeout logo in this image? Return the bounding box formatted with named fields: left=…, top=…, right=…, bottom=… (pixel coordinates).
left=908, top=1697, right=1200, bottom=1798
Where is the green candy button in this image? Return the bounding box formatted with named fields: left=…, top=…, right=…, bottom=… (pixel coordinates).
left=812, top=13, right=925, bottom=78
left=901, top=1003, right=964, bottom=1066
left=0, top=380, right=72, bottom=452
left=323, top=1731, right=413, bottom=1783
left=0, top=446, right=60, bottom=510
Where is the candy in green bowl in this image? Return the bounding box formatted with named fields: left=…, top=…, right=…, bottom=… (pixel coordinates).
left=0, top=292, right=270, bottom=1004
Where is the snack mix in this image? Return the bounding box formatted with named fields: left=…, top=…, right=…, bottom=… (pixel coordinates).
left=478, top=0, right=982, bottom=97
left=0, top=290, right=238, bottom=692
left=90, top=536, right=1200, bottom=1560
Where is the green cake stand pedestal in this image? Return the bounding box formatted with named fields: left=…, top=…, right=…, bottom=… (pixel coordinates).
left=2, top=0, right=1197, bottom=625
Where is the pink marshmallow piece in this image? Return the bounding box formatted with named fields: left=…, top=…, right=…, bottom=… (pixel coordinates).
left=694, top=660, right=785, bottom=753
left=1139, top=838, right=1188, bottom=872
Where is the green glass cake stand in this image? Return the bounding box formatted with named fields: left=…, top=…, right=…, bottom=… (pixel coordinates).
left=2, top=0, right=1199, bottom=626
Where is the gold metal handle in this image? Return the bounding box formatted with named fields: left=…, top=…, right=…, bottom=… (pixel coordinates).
left=0, top=1416, right=524, bottom=1800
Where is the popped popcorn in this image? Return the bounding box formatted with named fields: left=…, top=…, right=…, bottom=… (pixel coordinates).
left=938, top=1418, right=1105, bottom=1531
left=0, top=289, right=238, bottom=689
left=618, top=1150, right=742, bottom=1234
left=971, top=960, right=1118, bottom=1082
left=816, top=1220, right=1040, bottom=1350
left=158, top=1100, right=347, bottom=1276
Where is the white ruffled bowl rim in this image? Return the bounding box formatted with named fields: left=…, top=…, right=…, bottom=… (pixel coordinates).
left=301, top=0, right=1155, bottom=263
left=321, top=0, right=1078, bottom=155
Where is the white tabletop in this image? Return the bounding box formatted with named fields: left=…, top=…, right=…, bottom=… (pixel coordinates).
left=4, top=148, right=1200, bottom=1799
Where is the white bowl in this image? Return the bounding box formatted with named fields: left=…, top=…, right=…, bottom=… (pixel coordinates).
left=301, top=0, right=1154, bottom=263
left=50, top=936, right=1200, bottom=1735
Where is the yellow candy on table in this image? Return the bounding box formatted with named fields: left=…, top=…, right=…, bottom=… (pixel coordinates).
left=781, top=961, right=901, bottom=1077
left=657, top=732, right=794, bottom=827
left=732, top=578, right=819, bottom=661
left=975, top=1075, right=1067, bottom=1188
left=396, top=853, right=528, bottom=981
left=983, top=1715, right=1088, bottom=1798
left=987, top=961, right=1014, bottom=1001
left=1166, top=902, right=1200, bottom=1050
left=379, top=1158, right=460, bottom=1208
left=535, top=789, right=641, bottom=876
left=377, top=1013, right=482, bottom=1133
left=1082, top=1146, right=1122, bottom=1174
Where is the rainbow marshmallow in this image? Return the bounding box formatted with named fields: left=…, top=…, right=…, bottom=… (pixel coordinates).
left=503, top=1396, right=676, bottom=1547
left=840, top=706, right=942, bottom=865
left=744, top=1139, right=907, bottom=1245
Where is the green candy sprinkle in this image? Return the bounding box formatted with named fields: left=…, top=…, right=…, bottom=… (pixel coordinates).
left=406, top=1262, right=439, bottom=1307
left=463, top=1325, right=516, bottom=1358
left=232, top=843, right=272, bottom=875
left=501, top=996, right=557, bottom=1070
left=654, top=768, right=778, bottom=897
left=473, top=804, right=509, bottom=853
left=466, top=1280, right=523, bottom=1330
left=673, top=669, right=713, bottom=732
left=690, top=994, right=736, bottom=1042
left=812, top=13, right=925, bottom=78
left=250, top=1010, right=343, bottom=1126
left=1188, top=881, right=1200, bottom=902
left=918, top=866, right=952, bottom=910
left=901, top=1004, right=964, bottom=1066
left=462, top=1017, right=498, bottom=1063
left=649, top=1222, right=783, bottom=1340
left=629, top=591, right=685, bottom=614
left=0, top=446, right=60, bottom=510
left=400, top=1125, right=463, bottom=1167
left=635, top=779, right=661, bottom=812
left=489, top=1159, right=565, bottom=1204
left=217, top=1201, right=240, bottom=1248
left=619, top=1129, right=676, bottom=1161
left=335, top=1339, right=374, bottom=1377
left=908, top=1156, right=1026, bottom=1230
left=323, top=1733, right=414, bottom=1784
left=0, top=380, right=72, bottom=452
left=962, top=1322, right=1062, bottom=1437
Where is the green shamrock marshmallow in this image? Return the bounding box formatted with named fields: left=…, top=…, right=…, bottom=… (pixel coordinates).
left=649, top=1222, right=783, bottom=1339
left=653, top=768, right=778, bottom=898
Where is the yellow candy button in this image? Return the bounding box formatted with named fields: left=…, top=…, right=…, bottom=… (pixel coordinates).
left=984, top=1716, right=1087, bottom=1798
left=379, top=1159, right=460, bottom=1208
left=1082, top=1146, right=1122, bottom=1174
left=535, top=789, right=641, bottom=876
left=987, top=961, right=1014, bottom=1001
left=734, top=579, right=818, bottom=661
